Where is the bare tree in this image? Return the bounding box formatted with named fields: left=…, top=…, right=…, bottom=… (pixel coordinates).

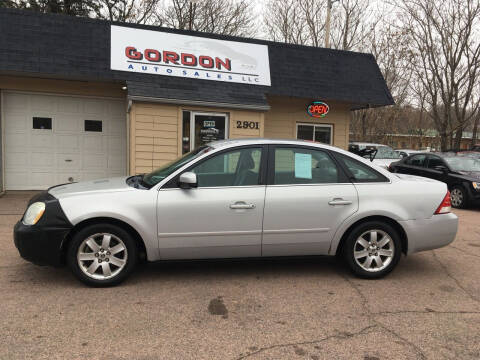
left=96, top=0, right=160, bottom=23
left=397, top=0, right=480, bottom=150
left=263, top=0, right=308, bottom=44
left=330, top=0, right=371, bottom=51
left=156, top=0, right=257, bottom=37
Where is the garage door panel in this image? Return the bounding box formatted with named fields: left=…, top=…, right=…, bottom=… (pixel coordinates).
left=56, top=134, right=80, bottom=151
left=55, top=116, right=80, bottom=132
left=83, top=154, right=107, bottom=169
left=5, top=114, right=28, bottom=132
left=5, top=152, right=28, bottom=169
left=83, top=135, right=106, bottom=154
left=31, top=132, right=54, bottom=149
left=84, top=99, right=106, bottom=115
left=31, top=95, right=56, bottom=112
left=58, top=97, right=81, bottom=113
left=4, top=93, right=30, bottom=111
left=4, top=92, right=126, bottom=190
left=56, top=153, right=81, bottom=170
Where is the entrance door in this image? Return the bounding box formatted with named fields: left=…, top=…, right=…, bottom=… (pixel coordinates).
left=182, top=112, right=228, bottom=153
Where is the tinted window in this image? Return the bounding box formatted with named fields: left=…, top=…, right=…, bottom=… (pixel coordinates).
left=405, top=154, right=427, bottom=167
left=273, top=147, right=338, bottom=185
left=427, top=156, right=445, bottom=169
left=85, top=120, right=102, bottom=132
left=33, top=117, right=52, bottom=130
left=337, top=154, right=388, bottom=182
left=190, top=147, right=262, bottom=187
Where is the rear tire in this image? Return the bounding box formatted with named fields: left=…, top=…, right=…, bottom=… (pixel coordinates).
left=450, top=186, right=467, bottom=209
left=344, top=221, right=402, bottom=279
left=66, top=223, right=138, bottom=287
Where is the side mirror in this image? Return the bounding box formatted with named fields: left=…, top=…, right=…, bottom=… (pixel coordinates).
left=434, top=165, right=448, bottom=173
left=179, top=172, right=197, bottom=189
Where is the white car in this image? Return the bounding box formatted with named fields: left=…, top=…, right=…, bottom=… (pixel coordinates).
left=349, top=142, right=403, bottom=170
left=14, top=139, right=458, bottom=286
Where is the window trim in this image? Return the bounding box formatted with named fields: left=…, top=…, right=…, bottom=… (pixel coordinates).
left=163, top=144, right=267, bottom=189
left=266, top=144, right=349, bottom=186
left=295, top=122, right=333, bottom=145
left=332, top=152, right=390, bottom=184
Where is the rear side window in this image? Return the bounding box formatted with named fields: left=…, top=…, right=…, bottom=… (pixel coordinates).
left=273, top=147, right=339, bottom=185
left=427, top=156, right=445, bottom=169
left=337, top=154, right=389, bottom=183
left=405, top=154, right=427, bottom=167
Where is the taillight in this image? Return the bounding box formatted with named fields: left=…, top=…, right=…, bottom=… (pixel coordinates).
left=435, top=191, right=451, bottom=214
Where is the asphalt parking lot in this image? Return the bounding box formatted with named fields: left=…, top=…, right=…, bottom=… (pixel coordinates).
left=1, top=192, right=479, bottom=360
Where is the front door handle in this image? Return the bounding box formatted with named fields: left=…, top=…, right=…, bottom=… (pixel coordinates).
left=328, top=198, right=352, bottom=206
left=230, top=202, right=256, bottom=210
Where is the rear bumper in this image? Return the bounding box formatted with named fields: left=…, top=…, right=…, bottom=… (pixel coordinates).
left=399, top=213, right=458, bottom=255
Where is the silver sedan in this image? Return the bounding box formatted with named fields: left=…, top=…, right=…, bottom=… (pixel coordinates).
left=14, top=139, right=458, bottom=286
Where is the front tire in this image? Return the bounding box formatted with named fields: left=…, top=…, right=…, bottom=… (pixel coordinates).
left=450, top=186, right=467, bottom=209
left=66, top=223, right=138, bottom=287
left=344, top=221, right=402, bottom=279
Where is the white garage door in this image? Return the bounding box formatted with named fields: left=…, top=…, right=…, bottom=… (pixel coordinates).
left=3, top=92, right=127, bottom=190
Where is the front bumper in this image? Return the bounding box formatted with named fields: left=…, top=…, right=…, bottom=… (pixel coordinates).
left=399, top=213, right=459, bottom=255
left=13, top=191, right=73, bottom=266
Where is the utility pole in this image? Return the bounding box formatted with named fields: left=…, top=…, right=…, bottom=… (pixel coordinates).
left=189, top=0, right=200, bottom=30
left=325, top=0, right=339, bottom=48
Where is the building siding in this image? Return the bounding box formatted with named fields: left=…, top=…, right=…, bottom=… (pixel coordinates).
left=265, top=96, right=350, bottom=149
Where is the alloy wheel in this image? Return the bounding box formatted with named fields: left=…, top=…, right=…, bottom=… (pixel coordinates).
left=77, top=233, right=128, bottom=280
left=353, top=229, right=394, bottom=272
left=450, top=188, right=464, bottom=208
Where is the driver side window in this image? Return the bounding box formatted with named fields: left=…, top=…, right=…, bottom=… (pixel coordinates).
left=190, top=147, right=263, bottom=187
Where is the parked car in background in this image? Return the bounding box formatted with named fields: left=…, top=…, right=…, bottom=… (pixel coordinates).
left=349, top=142, right=402, bottom=169
left=395, top=149, right=421, bottom=158
left=389, top=152, right=480, bottom=208
left=14, top=139, right=458, bottom=286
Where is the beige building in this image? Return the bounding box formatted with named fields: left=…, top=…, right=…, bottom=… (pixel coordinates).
left=0, top=9, right=393, bottom=191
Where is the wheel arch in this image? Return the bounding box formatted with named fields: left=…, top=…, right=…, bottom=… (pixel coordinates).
left=61, top=217, right=148, bottom=263
left=334, top=215, right=408, bottom=256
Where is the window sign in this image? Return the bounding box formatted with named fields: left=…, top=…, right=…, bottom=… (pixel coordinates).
left=111, top=25, right=271, bottom=86
left=295, top=153, right=312, bottom=179
left=307, top=101, right=329, bottom=118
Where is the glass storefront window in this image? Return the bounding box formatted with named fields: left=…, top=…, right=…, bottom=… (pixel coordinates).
left=296, top=123, right=333, bottom=145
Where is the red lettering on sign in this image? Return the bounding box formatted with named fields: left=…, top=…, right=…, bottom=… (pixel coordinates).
left=215, top=57, right=231, bottom=71
left=163, top=51, right=180, bottom=64
left=181, top=53, right=197, bottom=67
left=144, top=49, right=160, bottom=62
left=125, top=46, right=143, bottom=60
left=199, top=55, right=214, bottom=69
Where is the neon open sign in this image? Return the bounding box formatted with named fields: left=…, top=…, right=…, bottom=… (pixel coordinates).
left=307, top=101, right=329, bottom=118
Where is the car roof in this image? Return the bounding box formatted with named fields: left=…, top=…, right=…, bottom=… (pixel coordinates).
left=207, top=138, right=360, bottom=158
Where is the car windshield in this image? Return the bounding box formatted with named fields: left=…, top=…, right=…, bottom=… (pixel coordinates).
left=375, top=146, right=401, bottom=159
left=443, top=156, right=480, bottom=172
left=142, top=146, right=212, bottom=186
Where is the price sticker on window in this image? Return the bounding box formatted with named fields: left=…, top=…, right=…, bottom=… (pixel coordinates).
left=295, top=153, right=312, bottom=179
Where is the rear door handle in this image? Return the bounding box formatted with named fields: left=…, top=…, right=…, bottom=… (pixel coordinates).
left=328, top=198, right=352, bottom=206
left=230, top=202, right=256, bottom=210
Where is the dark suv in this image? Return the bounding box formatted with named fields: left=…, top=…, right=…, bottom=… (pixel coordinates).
left=389, top=152, right=480, bottom=208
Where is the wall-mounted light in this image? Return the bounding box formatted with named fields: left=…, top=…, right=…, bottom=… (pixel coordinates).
left=122, top=86, right=127, bottom=90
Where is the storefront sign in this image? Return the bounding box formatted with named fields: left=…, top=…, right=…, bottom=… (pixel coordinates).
left=111, top=25, right=271, bottom=86
left=307, top=101, right=329, bottom=118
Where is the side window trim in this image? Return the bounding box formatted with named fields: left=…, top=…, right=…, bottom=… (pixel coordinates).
left=266, top=144, right=349, bottom=186
left=164, top=145, right=267, bottom=189
left=331, top=152, right=390, bottom=183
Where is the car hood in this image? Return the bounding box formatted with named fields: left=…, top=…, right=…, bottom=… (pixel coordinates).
left=48, top=177, right=134, bottom=199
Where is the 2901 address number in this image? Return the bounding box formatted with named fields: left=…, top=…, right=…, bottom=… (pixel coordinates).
left=236, top=121, right=260, bottom=130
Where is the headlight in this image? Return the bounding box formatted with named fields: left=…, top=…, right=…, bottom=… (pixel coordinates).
left=22, top=202, right=45, bottom=225
left=473, top=182, right=480, bottom=191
